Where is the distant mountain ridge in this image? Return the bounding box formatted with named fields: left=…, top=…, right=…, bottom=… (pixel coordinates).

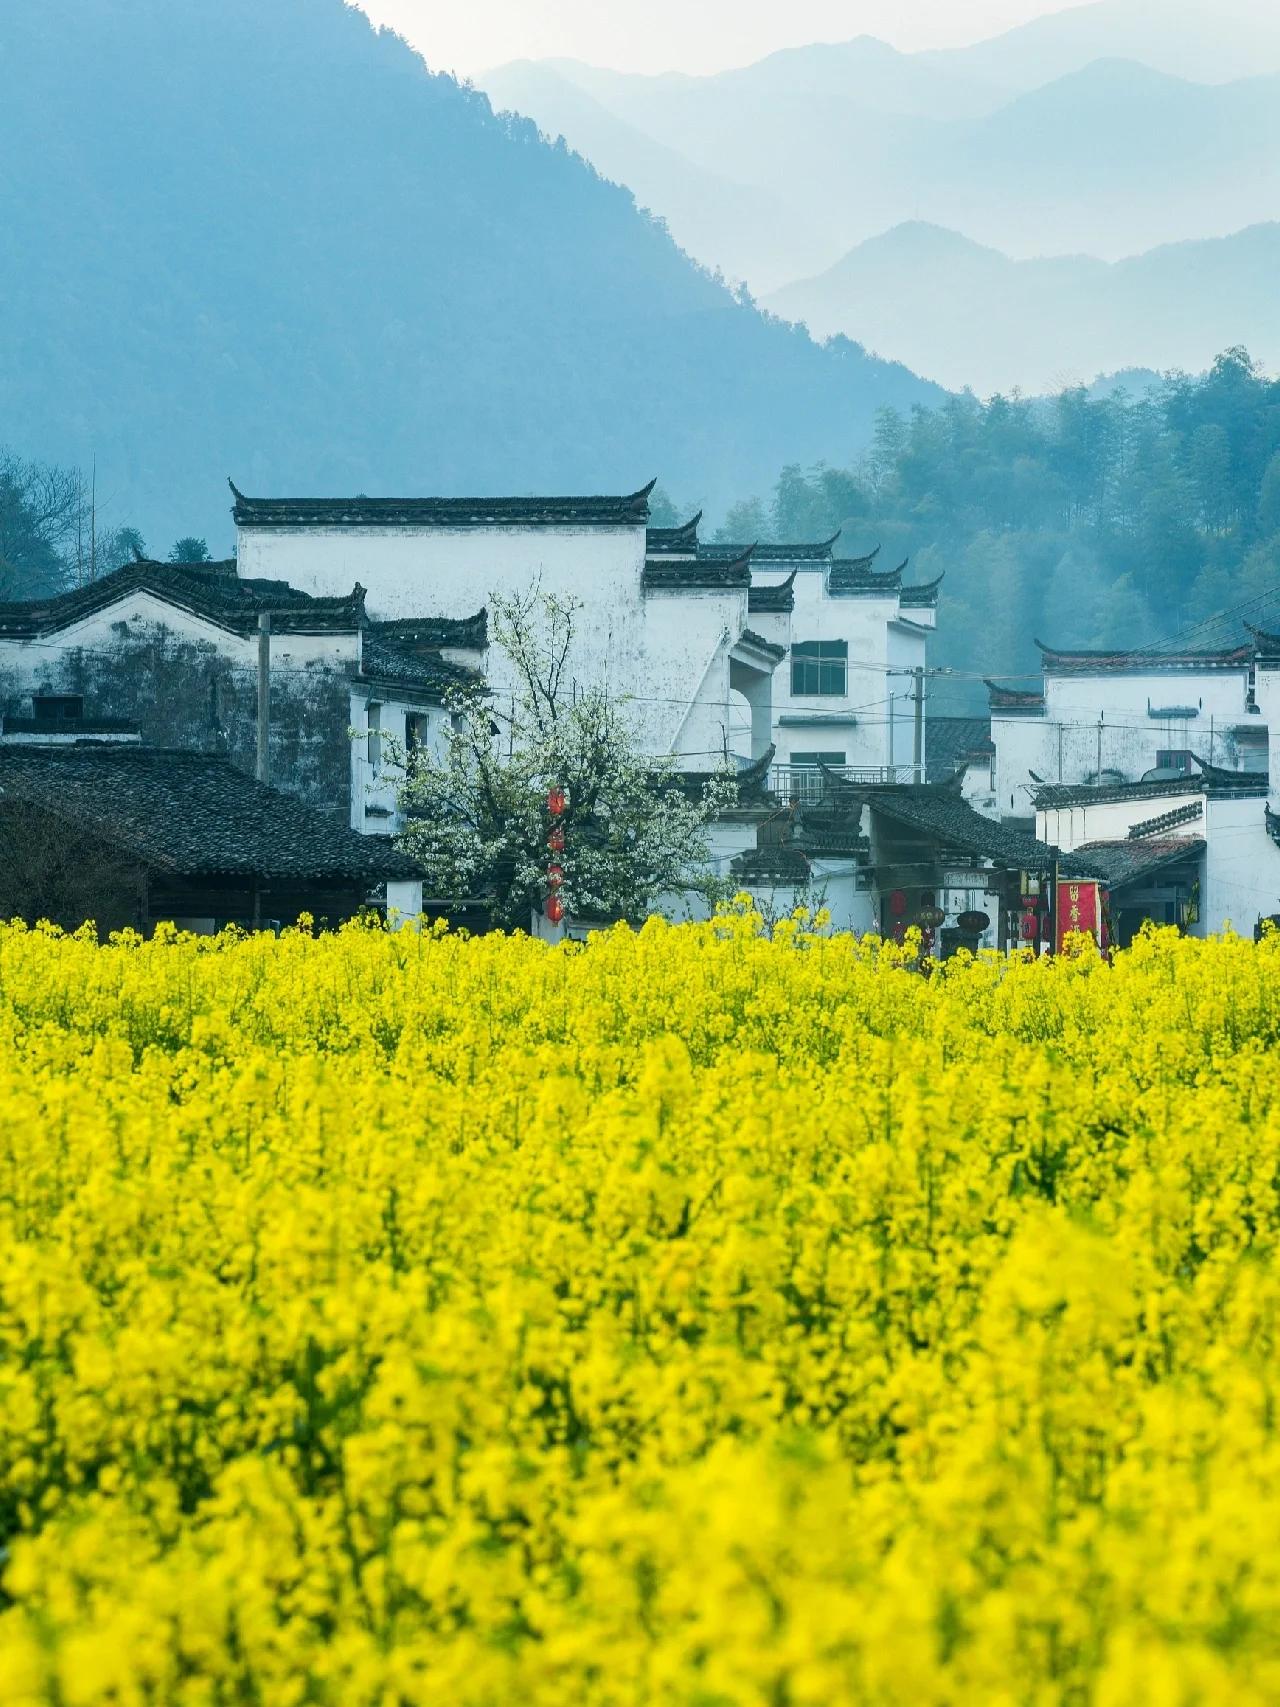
left=0, top=0, right=940, bottom=552
left=481, top=51, right=1280, bottom=291
left=765, top=222, right=1280, bottom=394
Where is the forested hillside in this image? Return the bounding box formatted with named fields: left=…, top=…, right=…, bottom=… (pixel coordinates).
left=0, top=0, right=936, bottom=557
left=716, top=349, right=1280, bottom=706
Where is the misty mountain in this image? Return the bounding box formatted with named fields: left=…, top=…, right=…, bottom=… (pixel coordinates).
left=766, top=222, right=1280, bottom=394
left=926, top=0, right=1280, bottom=89
left=482, top=21, right=1280, bottom=291
left=0, top=0, right=938, bottom=554
left=481, top=62, right=831, bottom=287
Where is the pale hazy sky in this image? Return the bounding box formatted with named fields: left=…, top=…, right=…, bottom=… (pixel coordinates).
left=354, top=0, right=1080, bottom=78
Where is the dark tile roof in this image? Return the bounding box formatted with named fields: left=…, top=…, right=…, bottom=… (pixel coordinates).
left=1031, top=759, right=1266, bottom=808
left=0, top=745, right=418, bottom=880
left=701, top=534, right=840, bottom=565
left=230, top=478, right=656, bottom=530
left=926, top=716, right=994, bottom=783
left=642, top=548, right=753, bottom=593
left=1127, top=800, right=1204, bottom=840
left=359, top=634, right=479, bottom=699
left=899, top=572, right=944, bottom=610
left=986, top=679, right=1046, bottom=711
left=737, top=628, right=787, bottom=663
left=0, top=560, right=367, bottom=639
left=367, top=611, right=487, bottom=651
left=670, top=745, right=776, bottom=808
left=828, top=552, right=906, bottom=598
left=1037, top=638, right=1253, bottom=674
left=646, top=514, right=702, bottom=556
left=1070, top=837, right=1205, bottom=889
left=731, top=844, right=813, bottom=883
left=748, top=570, right=797, bottom=615
left=827, top=776, right=1063, bottom=870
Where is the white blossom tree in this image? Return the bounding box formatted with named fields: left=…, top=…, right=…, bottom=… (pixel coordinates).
left=394, top=591, right=736, bottom=931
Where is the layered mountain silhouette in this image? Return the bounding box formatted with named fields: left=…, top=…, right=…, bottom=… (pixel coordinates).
left=766, top=222, right=1280, bottom=394
left=0, top=0, right=938, bottom=548
left=483, top=52, right=1280, bottom=293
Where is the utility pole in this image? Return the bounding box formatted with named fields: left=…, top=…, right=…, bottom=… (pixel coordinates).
left=89, top=456, right=97, bottom=584
left=912, top=664, right=924, bottom=784
left=256, top=612, right=271, bottom=785
left=1096, top=715, right=1103, bottom=787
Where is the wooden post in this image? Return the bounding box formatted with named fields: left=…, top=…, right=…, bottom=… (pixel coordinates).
left=912, top=666, right=925, bottom=784
left=257, top=612, right=271, bottom=784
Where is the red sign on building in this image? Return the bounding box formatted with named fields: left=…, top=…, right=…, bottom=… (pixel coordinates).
left=1055, top=880, right=1101, bottom=951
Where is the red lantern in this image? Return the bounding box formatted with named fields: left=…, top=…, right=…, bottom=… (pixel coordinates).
left=547, top=787, right=567, bottom=817
left=547, top=827, right=565, bottom=853
left=547, top=864, right=565, bottom=889
left=1020, top=911, right=1038, bottom=942
left=889, top=889, right=908, bottom=918
left=546, top=895, right=565, bottom=925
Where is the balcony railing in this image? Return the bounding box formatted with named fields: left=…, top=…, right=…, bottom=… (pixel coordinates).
left=768, top=764, right=917, bottom=803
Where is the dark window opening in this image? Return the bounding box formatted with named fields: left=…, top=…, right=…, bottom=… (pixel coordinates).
left=790, top=641, right=848, bottom=698
left=1156, top=748, right=1195, bottom=773
left=31, top=694, right=83, bottom=722
left=405, top=712, right=431, bottom=758
left=790, top=750, right=846, bottom=768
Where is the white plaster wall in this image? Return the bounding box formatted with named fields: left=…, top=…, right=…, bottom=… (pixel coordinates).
left=991, top=713, right=1054, bottom=818
left=638, top=592, right=750, bottom=763
left=1036, top=787, right=1203, bottom=853
left=240, top=522, right=755, bottom=769
left=1043, top=669, right=1257, bottom=779
left=349, top=690, right=451, bottom=835
left=1201, top=797, right=1280, bottom=935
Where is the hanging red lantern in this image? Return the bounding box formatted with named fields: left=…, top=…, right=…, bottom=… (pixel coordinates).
left=546, top=895, right=565, bottom=925
left=889, top=889, right=908, bottom=918
left=547, top=827, right=566, bottom=853
left=547, top=864, right=565, bottom=890
left=547, top=786, right=567, bottom=817
left=1021, top=911, right=1039, bottom=942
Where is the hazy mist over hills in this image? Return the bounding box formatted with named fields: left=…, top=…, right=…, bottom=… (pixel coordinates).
left=481, top=0, right=1280, bottom=389
left=766, top=223, right=1280, bottom=396
left=0, top=0, right=939, bottom=549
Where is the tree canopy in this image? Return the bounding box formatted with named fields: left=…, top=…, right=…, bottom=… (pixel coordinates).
left=394, top=594, right=734, bottom=931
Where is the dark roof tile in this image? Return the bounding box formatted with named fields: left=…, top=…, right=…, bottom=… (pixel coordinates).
left=748, top=571, right=797, bottom=615
left=700, top=533, right=839, bottom=565
left=0, top=746, right=418, bottom=880
left=0, top=560, right=366, bottom=639
left=231, top=478, right=656, bottom=530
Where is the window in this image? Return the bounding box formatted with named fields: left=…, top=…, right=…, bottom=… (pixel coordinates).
left=32, top=694, right=83, bottom=721
left=790, top=751, right=846, bottom=768
left=1156, top=748, right=1195, bottom=773
left=790, top=640, right=847, bottom=697
left=405, top=711, right=431, bottom=760
left=366, top=701, right=382, bottom=767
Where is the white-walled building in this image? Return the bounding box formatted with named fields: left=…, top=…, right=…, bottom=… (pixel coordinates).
left=232, top=481, right=786, bottom=775
left=708, top=537, right=941, bottom=789
left=0, top=557, right=480, bottom=839
left=985, top=638, right=1265, bottom=825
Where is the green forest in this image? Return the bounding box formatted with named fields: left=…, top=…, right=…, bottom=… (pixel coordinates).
left=703, top=347, right=1280, bottom=705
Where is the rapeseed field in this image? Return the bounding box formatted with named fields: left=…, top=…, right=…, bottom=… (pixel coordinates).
left=0, top=912, right=1278, bottom=1704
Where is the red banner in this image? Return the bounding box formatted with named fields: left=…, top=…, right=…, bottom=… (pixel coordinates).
left=1055, top=880, right=1101, bottom=951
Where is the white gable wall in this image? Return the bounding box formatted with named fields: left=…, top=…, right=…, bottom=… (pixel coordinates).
left=238, top=522, right=759, bottom=765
